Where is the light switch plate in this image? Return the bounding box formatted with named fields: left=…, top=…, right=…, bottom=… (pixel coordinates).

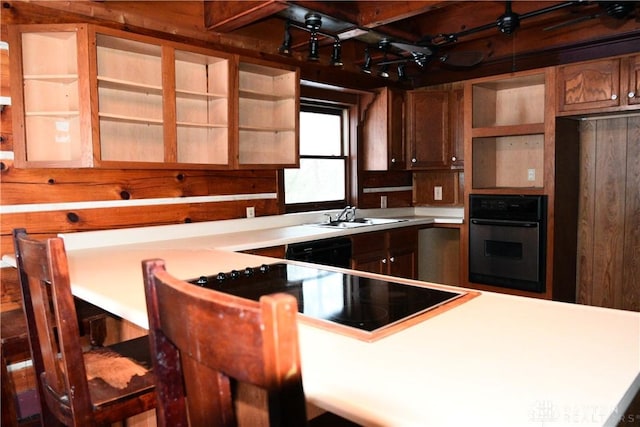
left=528, top=169, right=536, bottom=181
left=246, top=206, right=255, bottom=218
left=434, top=186, right=443, bottom=201
left=380, top=195, right=388, bottom=208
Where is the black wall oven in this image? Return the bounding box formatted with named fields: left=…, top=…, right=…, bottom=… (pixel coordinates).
left=469, top=195, right=547, bottom=293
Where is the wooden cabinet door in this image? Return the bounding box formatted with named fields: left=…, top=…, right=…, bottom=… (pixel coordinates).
left=388, top=246, right=417, bottom=279
left=388, top=227, right=418, bottom=279
left=557, top=58, right=621, bottom=112
left=351, top=252, right=386, bottom=275
left=449, top=88, right=464, bottom=169
left=406, top=90, right=449, bottom=170
left=388, top=88, right=405, bottom=170
left=627, top=54, right=640, bottom=106
left=351, top=231, right=386, bottom=274
left=362, top=87, right=405, bottom=171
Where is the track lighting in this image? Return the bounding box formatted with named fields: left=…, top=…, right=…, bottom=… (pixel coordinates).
left=378, top=64, right=390, bottom=78
left=278, top=13, right=343, bottom=67
left=361, top=48, right=372, bottom=74
left=397, top=64, right=407, bottom=81
left=330, top=40, right=343, bottom=67
left=278, top=21, right=292, bottom=55
left=308, top=31, right=320, bottom=61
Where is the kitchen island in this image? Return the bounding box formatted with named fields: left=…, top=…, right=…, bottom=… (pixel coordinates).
left=3, top=214, right=639, bottom=427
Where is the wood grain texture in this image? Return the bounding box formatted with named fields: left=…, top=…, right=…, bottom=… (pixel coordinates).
left=575, top=117, right=595, bottom=306
left=576, top=117, right=639, bottom=311
left=622, top=116, right=640, bottom=310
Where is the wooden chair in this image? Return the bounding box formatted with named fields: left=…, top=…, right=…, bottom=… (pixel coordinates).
left=13, top=228, right=156, bottom=426
left=142, top=258, right=309, bottom=427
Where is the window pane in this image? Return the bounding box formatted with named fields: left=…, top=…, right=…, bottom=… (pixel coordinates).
left=284, top=158, right=345, bottom=204
left=300, top=111, right=341, bottom=156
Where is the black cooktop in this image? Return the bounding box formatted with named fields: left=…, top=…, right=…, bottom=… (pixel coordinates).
left=189, top=263, right=464, bottom=334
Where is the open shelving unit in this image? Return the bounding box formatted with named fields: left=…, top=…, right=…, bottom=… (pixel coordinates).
left=11, top=26, right=89, bottom=166
left=470, top=72, right=547, bottom=191
left=238, top=61, right=299, bottom=168
left=11, top=23, right=299, bottom=170
left=174, top=49, right=230, bottom=165
left=95, top=34, right=164, bottom=163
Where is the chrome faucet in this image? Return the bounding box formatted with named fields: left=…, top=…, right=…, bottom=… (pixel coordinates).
left=336, top=206, right=356, bottom=222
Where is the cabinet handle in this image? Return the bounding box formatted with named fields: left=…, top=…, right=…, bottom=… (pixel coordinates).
left=389, top=256, right=395, bottom=263
left=629, top=92, right=635, bottom=98
left=391, top=158, right=396, bottom=163
left=411, top=158, right=417, bottom=163
left=611, top=94, right=618, bottom=100
left=451, top=156, right=457, bottom=162
left=382, top=258, right=387, bottom=264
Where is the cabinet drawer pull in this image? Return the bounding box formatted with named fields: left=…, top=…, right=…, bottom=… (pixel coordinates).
left=382, top=258, right=387, bottom=264
left=391, top=158, right=396, bottom=163
left=451, top=156, right=457, bottom=162
left=611, top=94, right=618, bottom=100
left=629, top=92, right=636, bottom=98
left=411, top=158, right=417, bottom=163
left=389, top=257, right=395, bottom=263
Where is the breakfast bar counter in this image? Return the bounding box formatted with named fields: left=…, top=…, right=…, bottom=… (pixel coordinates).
left=3, top=216, right=639, bottom=427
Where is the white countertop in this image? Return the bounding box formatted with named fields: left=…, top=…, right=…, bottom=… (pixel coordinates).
left=3, top=209, right=639, bottom=426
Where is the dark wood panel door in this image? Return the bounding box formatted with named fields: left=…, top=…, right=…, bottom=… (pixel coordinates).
left=406, top=90, right=449, bottom=170
left=576, top=116, right=640, bottom=312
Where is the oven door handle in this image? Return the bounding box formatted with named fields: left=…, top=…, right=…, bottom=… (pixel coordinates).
left=471, top=219, right=539, bottom=227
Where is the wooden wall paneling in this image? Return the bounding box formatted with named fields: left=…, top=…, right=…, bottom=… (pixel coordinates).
left=0, top=163, right=278, bottom=204
left=0, top=198, right=279, bottom=253
left=576, top=121, right=596, bottom=306
left=576, top=117, right=639, bottom=310
left=413, top=171, right=460, bottom=206
left=359, top=170, right=413, bottom=208
left=622, top=116, right=640, bottom=311
left=592, top=118, right=627, bottom=308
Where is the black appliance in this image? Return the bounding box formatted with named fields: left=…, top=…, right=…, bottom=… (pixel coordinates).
left=469, top=194, right=547, bottom=293
left=189, top=263, right=464, bottom=334
left=285, top=237, right=352, bottom=268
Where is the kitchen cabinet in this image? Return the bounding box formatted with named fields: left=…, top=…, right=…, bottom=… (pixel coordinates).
left=405, top=85, right=463, bottom=170
left=468, top=69, right=550, bottom=191
left=351, top=227, right=418, bottom=279
left=557, top=54, right=640, bottom=114
left=362, top=87, right=405, bottom=171
left=464, top=67, right=581, bottom=302
left=9, top=24, right=299, bottom=169
left=237, top=58, right=299, bottom=168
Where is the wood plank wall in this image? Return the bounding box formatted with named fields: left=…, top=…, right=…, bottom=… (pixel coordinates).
left=576, top=117, right=640, bottom=311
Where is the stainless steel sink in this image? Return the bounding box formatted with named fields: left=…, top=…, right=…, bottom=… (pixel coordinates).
left=315, top=218, right=407, bottom=228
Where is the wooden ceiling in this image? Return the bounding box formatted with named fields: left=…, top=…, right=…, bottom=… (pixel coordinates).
left=204, top=1, right=640, bottom=88
left=5, top=1, right=640, bottom=89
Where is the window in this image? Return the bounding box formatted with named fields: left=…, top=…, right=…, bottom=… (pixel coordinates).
left=284, top=104, right=348, bottom=212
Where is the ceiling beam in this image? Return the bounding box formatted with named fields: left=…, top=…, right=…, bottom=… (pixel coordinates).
left=353, top=1, right=451, bottom=28
left=204, top=0, right=288, bottom=32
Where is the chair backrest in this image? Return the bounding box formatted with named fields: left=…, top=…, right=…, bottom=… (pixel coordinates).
left=142, top=258, right=308, bottom=427
left=13, top=228, right=93, bottom=425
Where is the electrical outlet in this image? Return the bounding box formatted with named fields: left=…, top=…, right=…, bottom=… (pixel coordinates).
left=246, top=206, right=255, bottom=218
left=434, top=186, right=443, bottom=201
left=528, top=169, right=536, bottom=182
left=380, top=195, right=388, bottom=208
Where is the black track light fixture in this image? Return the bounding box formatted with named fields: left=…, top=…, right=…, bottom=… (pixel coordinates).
left=278, top=21, right=292, bottom=55
left=361, top=48, right=372, bottom=74
left=278, top=13, right=343, bottom=67
left=397, top=64, right=407, bottom=81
